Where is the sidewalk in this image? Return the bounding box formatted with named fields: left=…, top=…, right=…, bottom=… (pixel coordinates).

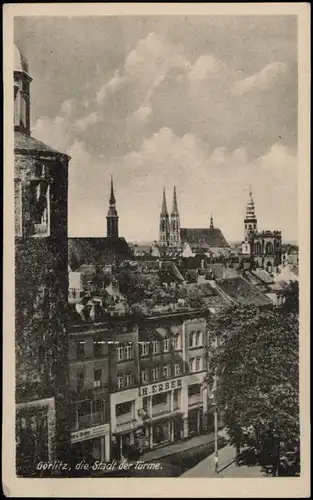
left=182, top=443, right=267, bottom=478
left=140, top=430, right=221, bottom=462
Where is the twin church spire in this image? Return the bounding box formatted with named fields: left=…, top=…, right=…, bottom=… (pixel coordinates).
left=159, top=187, right=179, bottom=247
left=159, top=187, right=181, bottom=247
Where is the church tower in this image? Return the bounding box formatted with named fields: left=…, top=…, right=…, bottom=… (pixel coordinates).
left=169, top=186, right=181, bottom=248
left=107, top=176, right=119, bottom=238
left=242, top=187, right=258, bottom=255
left=14, top=42, right=71, bottom=474
left=159, top=187, right=170, bottom=246
left=209, top=213, right=214, bottom=230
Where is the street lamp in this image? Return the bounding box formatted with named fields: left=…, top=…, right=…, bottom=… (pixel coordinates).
left=212, top=371, right=219, bottom=474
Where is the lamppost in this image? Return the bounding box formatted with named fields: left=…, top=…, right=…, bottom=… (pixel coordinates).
left=212, top=369, right=219, bottom=474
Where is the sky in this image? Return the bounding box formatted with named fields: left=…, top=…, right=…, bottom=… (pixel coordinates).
left=15, top=15, right=298, bottom=242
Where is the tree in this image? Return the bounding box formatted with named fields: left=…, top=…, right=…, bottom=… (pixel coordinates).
left=208, top=304, right=299, bottom=475
left=280, top=281, right=299, bottom=313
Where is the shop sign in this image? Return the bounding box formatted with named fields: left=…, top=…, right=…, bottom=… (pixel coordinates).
left=139, top=379, right=182, bottom=397
left=71, top=423, right=110, bottom=443
left=116, top=420, right=138, bottom=433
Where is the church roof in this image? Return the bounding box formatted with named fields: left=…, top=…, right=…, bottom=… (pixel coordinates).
left=180, top=227, right=229, bottom=248
left=14, top=131, right=70, bottom=158
left=68, top=237, right=130, bottom=270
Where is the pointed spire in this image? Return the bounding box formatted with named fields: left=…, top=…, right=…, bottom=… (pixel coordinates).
left=161, top=187, right=168, bottom=215
left=171, top=186, right=179, bottom=215
left=210, top=213, right=214, bottom=230
left=245, top=185, right=256, bottom=220
left=109, top=175, right=116, bottom=206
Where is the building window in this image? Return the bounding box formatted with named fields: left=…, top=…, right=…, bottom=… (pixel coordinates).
left=189, top=332, right=195, bottom=348
left=152, top=366, right=160, bottom=381
left=94, top=369, right=102, bottom=388
left=139, top=342, right=148, bottom=357
left=117, top=345, right=123, bottom=361
left=163, top=338, right=169, bottom=352
left=125, top=373, right=133, bottom=388
left=124, top=344, right=132, bottom=360
left=76, top=341, right=85, bottom=360
left=116, top=401, right=133, bottom=418
left=93, top=337, right=103, bottom=358
left=173, top=389, right=181, bottom=410
left=196, top=330, right=203, bottom=346
left=141, top=369, right=149, bottom=384
left=195, top=357, right=202, bottom=372
left=163, top=365, right=170, bottom=378
left=152, top=340, right=160, bottom=355
left=174, top=363, right=180, bottom=376
left=77, top=372, right=84, bottom=392
left=173, top=334, right=181, bottom=350
left=189, top=358, right=195, bottom=373
left=265, top=242, right=274, bottom=254
left=30, top=180, right=50, bottom=237
left=117, top=375, right=124, bottom=390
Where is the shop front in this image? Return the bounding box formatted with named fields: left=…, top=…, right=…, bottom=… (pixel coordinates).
left=188, top=407, right=204, bottom=436
left=70, top=423, right=110, bottom=462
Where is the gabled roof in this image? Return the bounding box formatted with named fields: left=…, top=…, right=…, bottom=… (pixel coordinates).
left=180, top=227, right=229, bottom=248
left=15, top=131, right=70, bottom=158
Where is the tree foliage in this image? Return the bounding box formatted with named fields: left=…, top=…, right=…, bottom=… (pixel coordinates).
left=207, top=304, right=299, bottom=475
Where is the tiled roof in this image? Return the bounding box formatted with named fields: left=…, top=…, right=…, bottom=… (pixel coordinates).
left=180, top=227, right=229, bottom=247
left=68, top=237, right=131, bottom=270
left=216, top=277, right=272, bottom=307
left=251, top=269, right=274, bottom=284
left=14, top=131, right=70, bottom=158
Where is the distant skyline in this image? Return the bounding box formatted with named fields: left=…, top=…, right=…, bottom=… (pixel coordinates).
left=15, top=15, right=298, bottom=242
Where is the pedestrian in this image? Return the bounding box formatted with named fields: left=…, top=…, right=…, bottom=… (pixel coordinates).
left=214, top=453, right=219, bottom=474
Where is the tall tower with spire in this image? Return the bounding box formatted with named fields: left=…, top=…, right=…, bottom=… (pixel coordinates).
left=209, top=213, right=214, bottom=230
left=169, top=186, right=181, bottom=248
left=244, top=186, right=258, bottom=241
left=242, top=186, right=258, bottom=256
left=159, top=187, right=170, bottom=246
left=107, top=176, right=119, bottom=238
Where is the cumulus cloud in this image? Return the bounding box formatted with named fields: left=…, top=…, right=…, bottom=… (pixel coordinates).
left=74, top=111, right=101, bottom=131
left=96, top=71, right=124, bottom=104
left=231, top=62, right=288, bottom=96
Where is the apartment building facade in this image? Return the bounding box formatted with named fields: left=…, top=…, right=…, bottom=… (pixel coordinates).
left=69, top=321, right=111, bottom=463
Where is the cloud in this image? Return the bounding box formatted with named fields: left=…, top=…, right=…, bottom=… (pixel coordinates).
left=102, top=129, right=298, bottom=242
left=231, top=62, right=288, bottom=96
left=32, top=114, right=73, bottom=154
left=74, top=111, right=101, bottom=131
left=131, top=105, right=152, bottom=122
left=96, top=71, right=124, bottom=104
left=60, top=99, right=73, bottom=118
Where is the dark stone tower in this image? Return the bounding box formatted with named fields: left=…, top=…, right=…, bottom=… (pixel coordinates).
left=159, top=187, right=170, bottom=246
left=169, top=186, right=181, bottom=248
left=107, top=176, right=119, bottom=238
left=14, top=42, right=71, bottom=475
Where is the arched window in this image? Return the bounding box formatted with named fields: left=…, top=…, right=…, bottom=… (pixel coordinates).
left=265, top=242, right=273, bottom=254
left=254, top=242, right=261, bottom=255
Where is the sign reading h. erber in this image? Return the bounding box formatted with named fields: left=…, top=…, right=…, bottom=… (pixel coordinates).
left=138, top=379, right=182, bottom=397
